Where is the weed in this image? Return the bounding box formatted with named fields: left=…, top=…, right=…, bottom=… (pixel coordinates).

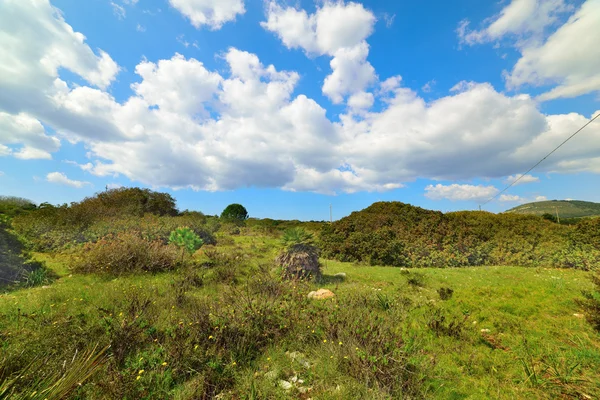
left=437, top=287, right=454, bottom=300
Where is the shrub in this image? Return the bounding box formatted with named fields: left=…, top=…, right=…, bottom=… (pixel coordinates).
left=73, top=231, right=179, bottom=275
left=437, top=287, right=454, bottom=300
left=576, top=272, right=600, bottom=332
left=169, top=227, right=203, bottom=263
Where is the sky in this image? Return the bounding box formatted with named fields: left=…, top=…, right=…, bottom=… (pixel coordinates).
left=0, top=0, right=599, bottom=220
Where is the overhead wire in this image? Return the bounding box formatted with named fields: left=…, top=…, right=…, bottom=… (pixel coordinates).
left=480, top=112, right=600, bottom=207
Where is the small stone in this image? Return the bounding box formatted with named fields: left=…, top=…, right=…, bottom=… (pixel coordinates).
left=307, top=289, right=335, bottom=300
left=480, top=329, right=490, bottom=333
left=279, top=380, right=293, bottom=390
left=264, top=370, right=278, bottom=381
left=573, top=313, right=584, bottom=318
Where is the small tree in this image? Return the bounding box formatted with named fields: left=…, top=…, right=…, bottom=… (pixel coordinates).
left=169, top=227, right=203, bottom=263
left=220, top=204, right=249, bottom=224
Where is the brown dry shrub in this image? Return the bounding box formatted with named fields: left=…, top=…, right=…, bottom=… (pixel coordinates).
left=73, top=231, right=179, bottom=275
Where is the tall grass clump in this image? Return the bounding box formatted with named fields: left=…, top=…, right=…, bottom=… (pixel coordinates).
left=73, top=231, right=179, bottom=275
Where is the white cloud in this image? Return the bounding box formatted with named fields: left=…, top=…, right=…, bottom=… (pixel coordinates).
left=132, top=54, right=222, bottom=115
left=262, top=1, right=377, bottom=103
left=534, top=195, right=548, bottom=202
left=0, top=112, right=60, bottom=159
left=111, top=2, right=126, bottom=19
left=0, top=171, right=4, bottom=177
left=425, top=184, right=499, bottom=202
left=322, top=43, right=377, bottom=103
left=46, top=172, right=91, bottom=188
left=347, top=91, right=374, bottom=111
left=503, top=174, right=540, bottom=185
left=506, top=0, right=600, bottom=100
left=458, top=0, right=600, bottom=101
left=168, top=0, right=245, bottom=30
left=458, top=0, right=571, bottom=47
left=499, top=194, right=524, bottom=202
left=136, top=24, right=146, bottom=32
left=2, top=1, right=600, bottom=195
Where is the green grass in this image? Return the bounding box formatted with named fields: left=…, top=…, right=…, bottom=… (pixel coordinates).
left=1, top=231, right=599, bottom=399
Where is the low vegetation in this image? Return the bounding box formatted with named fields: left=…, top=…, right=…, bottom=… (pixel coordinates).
left=320, top=201, right=600, bottom=269
left=0, top=189, right=598, bottom=399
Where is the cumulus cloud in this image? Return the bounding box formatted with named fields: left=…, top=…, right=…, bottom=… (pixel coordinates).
left=0, top=112, right=60, bottom=159
left=503, top=174, right=540, bottom=185
left=425, top=184, right=499, bottom=202
left=2, top=0, right=600, bottom=195
left=499, top=194, right=524, bottom=202
left=168, top=0, right=245, bottom=30
left=506, top=0, right=600, bottom=100
left=458, top=0, right=600, bottom=101
left=457, top=0, right=571, bottom=47
left=46, top=172, right=91, bottom=188
left=262, top=1, right=377, bottom=103
left=111, top=2, right=126, bottom=19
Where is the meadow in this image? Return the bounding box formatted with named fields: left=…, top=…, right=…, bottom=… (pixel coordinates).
left=0, top=190, right=599, bottom=399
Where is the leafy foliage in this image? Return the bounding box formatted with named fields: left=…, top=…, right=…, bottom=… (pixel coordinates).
left=577, top=272, right=600, bottom=332
left=73, top=231, right=179, bottom=275
left=220, top=203, right=249, bottom=223
left=169, top=227, right=204, bottom=263
left=281, top=227, right=314, bottom=249
left=320, top=201, right=598, bottom=269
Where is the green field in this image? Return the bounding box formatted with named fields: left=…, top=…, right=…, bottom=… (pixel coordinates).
left=1, top=231, right=599, bottom=399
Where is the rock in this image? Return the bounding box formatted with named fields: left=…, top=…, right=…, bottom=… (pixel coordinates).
left=279, top=380, right=293, bottom=390
left=573, top=313, right=584, bottom=318
left=480, top=329, right=490, bottom=333
left=264, top=370, right=278, bottom=381
left=307, top=288, right=335, bottom=300
left=286, top=351, right=310, bottom=368
left=333, top=272, right=346, bottom=281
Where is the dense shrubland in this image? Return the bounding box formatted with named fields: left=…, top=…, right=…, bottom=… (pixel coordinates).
left=320, top=202, right=600, bottom=269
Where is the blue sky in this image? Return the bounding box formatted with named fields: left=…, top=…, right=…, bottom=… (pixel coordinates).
left=0, top=0, right=599, bottom=220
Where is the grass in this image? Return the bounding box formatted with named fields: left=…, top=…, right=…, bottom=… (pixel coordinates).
left=1, top=230, right=599, bottom=399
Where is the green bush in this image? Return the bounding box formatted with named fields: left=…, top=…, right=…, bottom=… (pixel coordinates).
left=169, top=227, right=203, bottom=263
left=73, top=231, right=179, bottom=275
left=319, top=201, right=597, bottom=269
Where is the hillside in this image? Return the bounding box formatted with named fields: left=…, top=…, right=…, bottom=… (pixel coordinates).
left=505, top=200, right=600, bottom=219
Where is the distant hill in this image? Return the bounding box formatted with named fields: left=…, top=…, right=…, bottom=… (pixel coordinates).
left=505, top=200, right=600, bottom=219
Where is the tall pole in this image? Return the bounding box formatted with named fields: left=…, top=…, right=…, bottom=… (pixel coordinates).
left=330, top=204, right=332, bottom=223
left=555, top=206, right=560, bottom=224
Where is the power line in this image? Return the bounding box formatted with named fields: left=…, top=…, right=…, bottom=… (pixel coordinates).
left=481, top=112, right=600, bottom=207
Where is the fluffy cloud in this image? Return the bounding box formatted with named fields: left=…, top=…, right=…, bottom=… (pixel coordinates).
left=506, top=0, right=600, bottom=100
left=2, top=0, right=600, bottom=196
left=459, top=0, right=600, bottom=101
left=0, top=112, right=60, bottom=159
left=46, top=172, right=91, bottom=188
left=168, top=0, right=245, bottom=30
left=503, top=174, right=540, bottom=185
left=425, top=184, right=499, bottom=202
left=458, top=0, right=571, bottom=46
left=262, top=1, right=376, bottom=103
left=499, top=194, right=524, bottom=202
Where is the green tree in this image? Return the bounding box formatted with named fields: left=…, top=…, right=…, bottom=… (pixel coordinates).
left=169, top=227, right=203, bottom=263
left=220, top=204, right=249, bottom=223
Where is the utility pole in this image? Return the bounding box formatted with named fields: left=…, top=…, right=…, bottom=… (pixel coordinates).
left=479, top=205, right=481, bottom=212
left=555, top=206, right=560, bottom=224
left=329, top=204, right=332, bottom=223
